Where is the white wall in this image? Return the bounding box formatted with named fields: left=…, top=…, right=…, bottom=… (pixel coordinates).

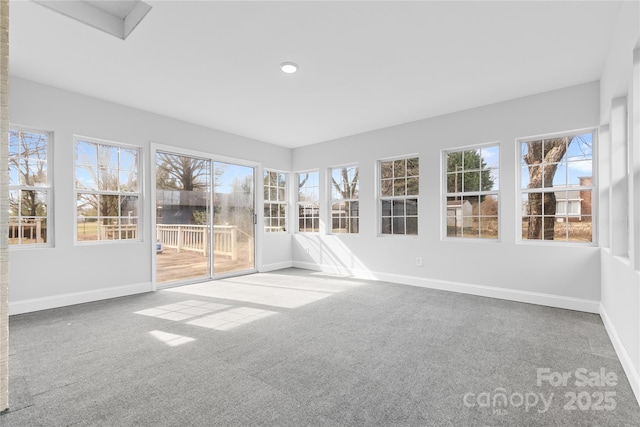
left=8, top=77, right=292, bottom=314
left=598, top=0, right=640, bottom=404
left=292, top=82, right=601, bottom=312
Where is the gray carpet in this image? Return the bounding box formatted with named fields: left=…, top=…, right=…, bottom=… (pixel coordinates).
left=2, top=268, right=639, bottom=426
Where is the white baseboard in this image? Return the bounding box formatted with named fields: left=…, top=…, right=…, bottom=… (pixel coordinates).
left=292, top=261, right=600, bottom=313
left=600, top=303, right=640, bottom=407
left=9, top=282, right=153, bottom=315
left=259, top=261, right=294, bottom=273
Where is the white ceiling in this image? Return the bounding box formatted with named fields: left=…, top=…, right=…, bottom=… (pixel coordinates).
left=10, top=1, right=622, bottom=148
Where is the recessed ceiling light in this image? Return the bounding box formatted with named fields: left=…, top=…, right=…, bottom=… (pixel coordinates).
left=280, top=62, right=298, bottom=74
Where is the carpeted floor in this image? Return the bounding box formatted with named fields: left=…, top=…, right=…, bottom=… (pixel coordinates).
left=2, top=268, right=639, bottom=426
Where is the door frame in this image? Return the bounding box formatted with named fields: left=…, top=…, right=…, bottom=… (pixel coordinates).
left=150, top=143, right=259, bottom=290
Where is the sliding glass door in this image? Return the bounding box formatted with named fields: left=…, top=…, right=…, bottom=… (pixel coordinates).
left=213, top=162, right=255, bottom=276
left=154, top=150, right=256, bottom=285
left=155, top=151, right=212, bottom=284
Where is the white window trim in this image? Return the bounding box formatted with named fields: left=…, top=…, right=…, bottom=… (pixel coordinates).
left=329, top=164, right=359, bottom=235
left=377, top=154, right=420, bottom=237
left=73, top=135, right=143, bottom=245
left=296, top=169, right=320, bottom=234
left=442, top=142, right=500, bottom=242
left=516, top=128, right=597, bottom=246
left=8, top=125, right=54, bottom=249
left=263, top=168, right=288, bottom=233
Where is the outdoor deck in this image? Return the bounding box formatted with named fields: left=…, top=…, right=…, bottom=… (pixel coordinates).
left=156, top=247, right=254, bottom=284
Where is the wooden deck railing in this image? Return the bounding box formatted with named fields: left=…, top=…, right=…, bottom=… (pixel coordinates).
left=8, top=219, right=46, bottom=244
left=156, top=224, right=238, bottom=260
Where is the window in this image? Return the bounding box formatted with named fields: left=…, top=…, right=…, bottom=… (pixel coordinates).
left=75, top=137, right=140, bottom=241
left=379, top=157, right=419, bottom=235
left=297, top=171, right=319, bottom=232
left=263, top=170, right=287, bottom=232
left=8, top=128, right=51, bottom=246
left=520, top=130, right=594, bottom=242
left=444, top=145, right=499, bottom=239
left=330, top=165, right=359, bottom=233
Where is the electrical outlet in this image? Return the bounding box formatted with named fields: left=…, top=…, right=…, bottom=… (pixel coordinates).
left=416, top=257, right=423, bottom=267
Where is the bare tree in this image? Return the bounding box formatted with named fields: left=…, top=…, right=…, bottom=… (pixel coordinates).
left=9, top=130, right=47, bottom=218
left=156, top=152, right=211, bottom=191
left=330, top=167, right=359, bottom=233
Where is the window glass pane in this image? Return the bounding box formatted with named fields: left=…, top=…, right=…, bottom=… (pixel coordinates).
left=392, top=217, right=405, bottom=234
left=567, top=217, right=592, bottom=242
left=406, top=177, right=419, bottom=196
left=380, top=157, right=419, bottom=236
left=463, top=150, right=480, bottom=171
left=407, top=157, right=419, bottom=176
left=567, top=161, right=593, bottom=185
left=9, top=130, right=50, bottom=245
left=120, top=148, right=138, bottom=171
left=119, top=170, right=138, bottom=192
left=121, top=195, right=138, bottom=217
left=447, top=172, right=461, bottom=193
left=381, top=200, right=392, bottom=217
left=297, top=171, right=318, bottom=233
left=446, top=144, right=499, bottom=239
left=479, top=195, right=498, bottom=216
left=548, top=163, right=567, bottom=187
left=550, top=217, right=567, bottom=241
left=19, top=190, right=47, bottom=216
left=544, top=139, right=567, bottom=161
left=447, top=152, right=459, bottom=173
left=406, top=217, right=418, bottom=235
left=8, top=162, right=19, bottom=186
left=16, top=160, right=46, bottom=186
left=480, top=217, right=498, bottom=239
left=393, top=178, right=406, bottom=196
left=522, top=217, right=541, bottom=240
left=330, top=167, right=358, bottom=234
left=381, top=161, right=393, bottom=179
left=393, top=160, right=406, bottom=178
left=100, top=195, right=120, bottom=216
left=98, top=168, right=118, bottom=191
left=463, top=171, right=480, bottom=192
left=521, top=165, right=534, bottom=189
left=481, top=169, right=497, bottom=191
left=98, top=144, right=118, bottom=169
left=381, top=179, right=393, bottom=197
left=393, top=200, right=405, bottom=216
left=76, top=164, right=97, bottom=190
left=8, top=190, right=18, bottom=217
left=406, top=199, right=418, bottom=216
left=481, top=146, right=499, bottom=169
left=381, top=217, right=391, bottom=234
left=76, top=140, right=97, bottom=167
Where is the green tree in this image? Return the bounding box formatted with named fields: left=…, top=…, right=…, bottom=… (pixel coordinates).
left=446, top=150, right=494, bottom=194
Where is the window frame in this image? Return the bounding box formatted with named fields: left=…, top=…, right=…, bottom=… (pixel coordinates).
left=74, top=135, right=142, bottom=244
left=443, top=142, right=500, bottom=241
left=263, top=169, right=288, bottom=233
left=296, top=170, right=320, bottom=233
left=378, top=155, right=420, bottom=237
left=517, top=128, right=597, bottom=246
left=329, top=164, right=360, bottom=235
left=8, top=125, right=53, bottom=248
